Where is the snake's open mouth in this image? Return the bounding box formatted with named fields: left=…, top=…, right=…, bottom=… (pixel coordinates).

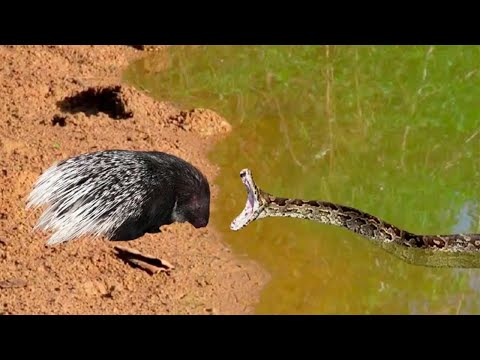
left=230, top=168, right=262, bottom=231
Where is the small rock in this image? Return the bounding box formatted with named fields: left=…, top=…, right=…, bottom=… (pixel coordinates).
left=0, top=278, right=27, bottom=289
left=83, top=280, right=107, bottom=296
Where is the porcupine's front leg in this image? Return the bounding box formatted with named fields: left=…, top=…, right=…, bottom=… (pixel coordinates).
left=110, top=220, right=152, bottom=241
left=145, top=225, right=162, bottom=234
left=145, top=214, right=177, bottom=234
left=111, top=209, right=171, bottom=240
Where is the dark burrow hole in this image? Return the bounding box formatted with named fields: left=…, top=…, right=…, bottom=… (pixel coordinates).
left=56, top=86, right=133, bottom=120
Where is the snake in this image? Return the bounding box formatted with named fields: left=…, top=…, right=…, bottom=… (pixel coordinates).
left=230, top=169, right=480, bottom=268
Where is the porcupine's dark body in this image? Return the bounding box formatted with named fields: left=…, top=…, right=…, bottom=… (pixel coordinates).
left=26, top=150, right=211, bottom=245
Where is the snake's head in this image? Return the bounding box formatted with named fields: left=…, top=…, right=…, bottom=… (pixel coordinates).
left=230, top=168, right=268, bottom=231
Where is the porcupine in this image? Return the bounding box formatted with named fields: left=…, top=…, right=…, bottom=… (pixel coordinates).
left=26, top=150, right=211, bottom=245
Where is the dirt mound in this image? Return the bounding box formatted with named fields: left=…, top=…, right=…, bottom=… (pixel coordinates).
left=0, top=45, right=269, bottom=315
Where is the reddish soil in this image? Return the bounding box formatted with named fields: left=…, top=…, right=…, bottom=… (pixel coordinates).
left=0, top=45, right=269, bottom=314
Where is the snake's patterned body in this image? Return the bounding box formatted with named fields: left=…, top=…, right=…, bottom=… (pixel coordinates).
left=230, top=169, right=480, bottom=254
left=262, top=195, right=480, bottom=252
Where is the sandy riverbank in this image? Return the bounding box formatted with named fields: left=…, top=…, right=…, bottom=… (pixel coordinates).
left=0, top=45, right=269, bottom=314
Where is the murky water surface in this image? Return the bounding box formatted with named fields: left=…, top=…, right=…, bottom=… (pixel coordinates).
left=124, top=45, right=480, bottom=314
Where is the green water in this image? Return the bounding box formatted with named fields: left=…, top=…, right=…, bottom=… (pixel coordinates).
left=124, top=45, right=480, bottom=314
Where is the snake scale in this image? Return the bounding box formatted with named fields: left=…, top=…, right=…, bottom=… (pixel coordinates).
left=230, top=169, right=480, bottom=267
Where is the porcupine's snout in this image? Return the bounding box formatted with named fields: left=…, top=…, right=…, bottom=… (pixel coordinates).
left=191, top=216, right=209, bottom=229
